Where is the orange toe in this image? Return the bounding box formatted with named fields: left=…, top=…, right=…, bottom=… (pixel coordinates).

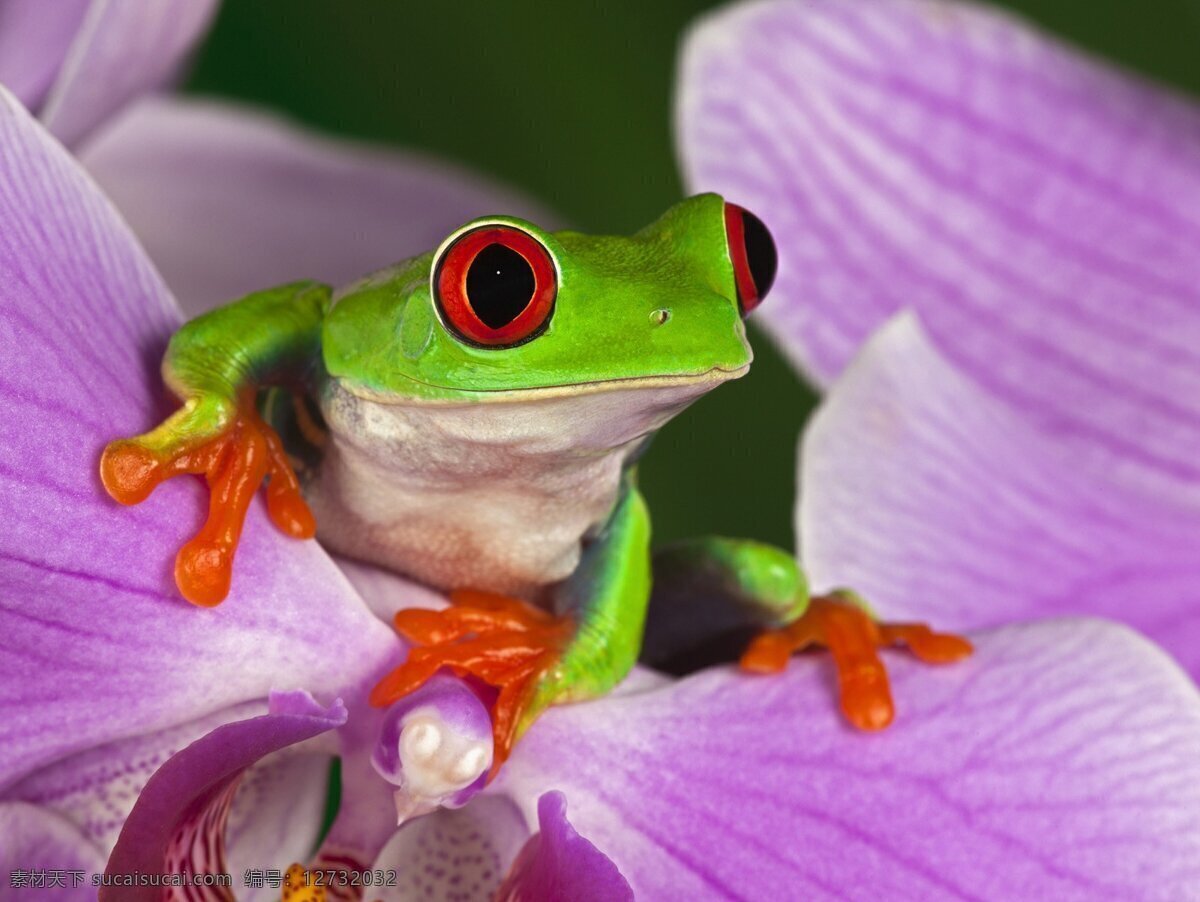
left=740, top=595, right=971, bottom=731
left=102, top=395, right=315, bottom=606
left=372, top=590, right=571, bottom=772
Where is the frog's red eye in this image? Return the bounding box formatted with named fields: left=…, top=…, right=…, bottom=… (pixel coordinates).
left=724, top=203, right=777, bottom=316
left=434, top=225, right=557, bottom=348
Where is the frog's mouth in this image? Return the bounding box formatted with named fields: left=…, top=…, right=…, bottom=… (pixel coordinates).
left=335, top=363, right=751, bottom=406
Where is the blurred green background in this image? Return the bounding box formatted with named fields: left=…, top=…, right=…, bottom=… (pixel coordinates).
left=185, top=0, right=1200, bottom=550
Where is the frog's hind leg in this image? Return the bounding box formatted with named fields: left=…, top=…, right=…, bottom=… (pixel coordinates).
left=371, top=483, right=653, bottom=774
left=648, top=538, right=972, bottom=730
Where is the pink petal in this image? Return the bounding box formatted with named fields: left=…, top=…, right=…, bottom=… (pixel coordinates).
left=496, top=792, right=633, bottom=902
left=335, top=554, right=446, bottom=624
left=499, top=620, right=1200, bottom=897
left=82, top=97, right=557, bottom=316
left=102, top=692, right=346, bottom=902
left=223, top=752, right=334, bottom=902
left=7, top=701, right=264, bottom=852
left=0, top=802, right=104, bottom=898
left=0, top=85, right=396, bottom=787
left=678, top=0, right=1200, bottom=496
left=371, top=796, right=530, bottom=900
left=40, top=0, right=218, bottom=146
left=6, top=697, right=329, bottom=899
left=0, top=0, right=90, bottom=111
left=801, top=314, right=1200, bottom=677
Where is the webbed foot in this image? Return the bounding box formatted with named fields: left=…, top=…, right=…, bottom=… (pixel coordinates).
left=100, top=392, right=314, bottom=606
left=370, top=590, right=572, bottom=774
left=740, top=591, right=972, bottom=730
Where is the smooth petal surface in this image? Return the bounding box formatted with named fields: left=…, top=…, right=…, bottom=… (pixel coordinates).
left=678, top=0, right=1200, bottom=496
left=1, top=802, right=104, bottom=899
left=801, top=315, right=1200, bottom=677
left=103, top=692, right=345, bottom=902
left=336, top=555, right=446, bottom=624
left=40, top=0, right=217, bottom=146
left=0, top=0, right=90, bottom=111
left=0, top=86, right=396, bottom=787
left=499, top=620, right=1200, bottom=900
left=496, top=792, right=633, bottom=902
left=82, top=97, right=557, bottom=315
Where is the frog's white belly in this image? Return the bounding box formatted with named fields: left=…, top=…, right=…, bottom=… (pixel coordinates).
left=307, top=379, right=712, bottom=598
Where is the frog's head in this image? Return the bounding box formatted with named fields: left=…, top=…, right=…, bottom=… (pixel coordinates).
left=323, top=192, right=776, bottom=407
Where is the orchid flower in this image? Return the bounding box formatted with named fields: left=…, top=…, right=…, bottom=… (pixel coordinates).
left=678, top=0, right=1200, bottom=681
left=3, top=1, right=1200, bottom=900
left=0, top=0, right=217, bottom=148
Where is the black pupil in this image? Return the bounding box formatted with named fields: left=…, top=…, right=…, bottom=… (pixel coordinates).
left=465, top=243, right=536, bottom=329
left=741, top=210, right=777, bottom=299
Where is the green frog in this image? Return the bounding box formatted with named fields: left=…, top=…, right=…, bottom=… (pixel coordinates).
left=101, top=194, right=969, bottom=769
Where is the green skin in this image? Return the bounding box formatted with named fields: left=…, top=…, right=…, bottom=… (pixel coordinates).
left=135, top=193, right=821, bottom=739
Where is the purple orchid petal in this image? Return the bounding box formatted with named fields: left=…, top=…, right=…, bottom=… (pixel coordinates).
left=498, top=620, right=1200, bottom=898
left=678, top=0, right=1200, bottom=496
left=801, top=314, right=1200, bottom=677
left=39, top=0, right=218, bottom=146
left=335, top=554, right=446, bottom=623
left=0, top=0, right=90, bottom=111
left=102, top=691, right=346, bottom=902
left=81, top=97, right=557, bottom=316
left=96, top=681, right=495, bottom=893
left=1, top=802, right=105, bottom=899
left=0, top=85, right=397, bottom=787
left=496, top=792, right=633, bottom=902
left=370, top=795, right=530, bottom=900
left=6, top=699, right=329, bottom=899
left=222, top=750, right=334, bottom=902
left=8, top=700, right=264, bottom=852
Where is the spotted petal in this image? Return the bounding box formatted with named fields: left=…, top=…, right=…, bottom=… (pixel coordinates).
left=82, top=97, right=556, bottom=316
left=0, top=802, right=105, bottom=900
left=371, top=796, right=530, bottom=900
left=678, top=0, right=1200, bottom=498
left=102, top=692, right=346, bottom=901
left=0, top=84, right=396, bottom=788
left=498, top=620, right=1200, bottom=898
left=800, top=313, right=1200, bottom=679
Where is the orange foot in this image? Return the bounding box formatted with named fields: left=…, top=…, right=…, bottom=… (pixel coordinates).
left=370, top=590, right=572, bottom=774
left=100, top=394, right=315, bottom=606
left=740, top=593, right=972, bottom=730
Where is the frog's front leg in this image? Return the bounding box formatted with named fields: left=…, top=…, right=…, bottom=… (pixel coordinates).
left=100, top=281, right=331, bottom=605
left=370, top=481, right=651, bottom=773
left=650, top=538, right=972, bottom=730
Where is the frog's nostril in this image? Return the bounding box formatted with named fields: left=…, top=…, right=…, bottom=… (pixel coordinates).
left=651, top=309, right=671, bottom=326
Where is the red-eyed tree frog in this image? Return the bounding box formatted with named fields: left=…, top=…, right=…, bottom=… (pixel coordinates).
left=101, top=194, right=970, bottom=770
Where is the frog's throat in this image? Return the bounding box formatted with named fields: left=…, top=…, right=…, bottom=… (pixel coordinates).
left=332, top=364, right=751, bottom=407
